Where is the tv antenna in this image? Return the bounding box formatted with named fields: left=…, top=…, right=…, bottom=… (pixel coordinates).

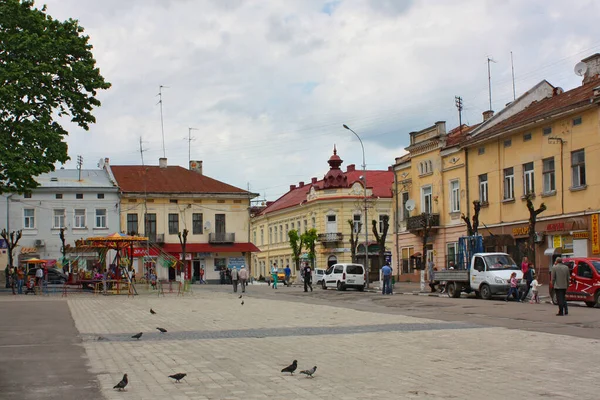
left=157, top=85, right=169, bottom=158
left=574, top=61, right=588, bottom=77
left=487, top=56, right=497, bottom=111
left=185, top=127, right=198, bottom=165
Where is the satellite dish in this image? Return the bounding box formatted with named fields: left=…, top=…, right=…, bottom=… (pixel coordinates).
left=98, top=158, right=105, bottom=168
left=405, top=199, right=416, bottom=212
left=204, top=221, right=211, bottom=231
left=574, top=62, right=587, bottom=77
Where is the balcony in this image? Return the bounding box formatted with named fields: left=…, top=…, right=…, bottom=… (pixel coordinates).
left=406, top=213, right=440, bottom=232
left=209, top=232, right=235, bottom=244
left=317, top=232, right=343, bottom=243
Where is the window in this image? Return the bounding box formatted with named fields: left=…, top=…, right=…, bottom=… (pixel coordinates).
left=192, top=213, right=203, bottom=234
left=450, top=180, right=460, bottom=212
left=378, top=215, right=388, bottom=233
left=571, top=149, right=586, bottom=188
left=572, top=116, right=582, bottom=126
left=421, top=185, right=432, bottom=214
left=504, top=139, right=511, bottom=148
left=473, top=256, right=486, bottom=272
left=543, top=127, right=552, bottom=136
left=401, top=247, right=415, bottom=274
left=253, top=230, right=257, bottom=244
left=260, top=228, right=264, bottom=245
left=502, top=167, right=514, bottom=200
left=478, top=174, right=488, bottom=203
left=127, top=214, right=138, bottom=235
left=97, top=193, right=104, bottom=199
left=311, top=217, right=316, bottom=229
left=55, top=193, right=63, bottom=199
left=523, top=133, right=532, bottom=141
left=170, top=199, right=178, bottom=204
left=24, top=193, right=32, bottom=199
left=542, top=157, right=555, bottom=194
left=400, top=192, right=409, bottom=220
left=577, top=262, right=593, bottom=278
left=74, top=209, right=86, bottom=228
left=304, top=219, right=307, bottom=232
left=214, top=258, right=226, bottom=272
left=95, top=209, right=107, bottom=228
left=353, top=214, right=361, bottom=233
left=285, top=224, right=288, bottom=235
left=446, top=242, right=458, bottom=266
left=168, top=213, right=179, bottom=234
left=76, top=193, right=83, bottom=199
left=478, top=147, right=485, bottom=155
left=53, top=209, right=65, bottom=228
left=279, top=224, right=283, bottom=242
left=215, top=214, right=226, bottom=234
left=523, top=162, right=534, bottom=195
left=24, top=209, right=35, bottom=229
left=269, top=227, right=273, bottom=244
left=144, top=213, right=157, bottom=241
left=291, top=222, right=294, bottom=231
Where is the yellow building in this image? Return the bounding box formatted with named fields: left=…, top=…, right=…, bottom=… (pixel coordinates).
left=105, top=158, right=258, bottom=283
left=250, top=147, right=395, bottom=283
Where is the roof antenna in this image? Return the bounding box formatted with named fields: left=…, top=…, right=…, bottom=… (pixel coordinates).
left=487, top=56, right=496, bottom=111
left=510, top=51, right=516, bottom=101
left=157, top=85, right=169, bottom=158
left=76, top=155, right=83, bottom=181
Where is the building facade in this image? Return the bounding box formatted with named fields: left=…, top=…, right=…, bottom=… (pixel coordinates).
left=250, top=147, right=395, bottom=282
left=106, top=157, right=259, bottom=283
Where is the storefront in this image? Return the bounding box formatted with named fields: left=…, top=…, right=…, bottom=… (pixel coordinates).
left=125, top=247, right=160, bottom=279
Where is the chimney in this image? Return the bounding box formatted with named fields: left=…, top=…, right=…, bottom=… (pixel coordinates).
left=482, top=110, right=494, bottom=121
left=298, top=181, right=305, bottom=188
left=159, top=157, right=167, bottom=169
left=290, top=184, right=296, bottom=191
left=435, top=121, right=446, bottom=135
left=388, top=166, right=393, bottom=172
left=581, top=53, right=600, bottom=85
left=104, top=157, right=110, bottom=165
left=311, top=177, right=317, bottom=184
left=189, top=160, right=203, bottom=175
left=347, top=164, right=355, bottom=172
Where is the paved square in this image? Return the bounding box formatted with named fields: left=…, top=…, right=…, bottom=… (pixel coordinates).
left=67, top=291, right=600, bottom=400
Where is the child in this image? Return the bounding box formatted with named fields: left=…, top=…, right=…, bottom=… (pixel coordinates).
left=505, top=272, right=520, bottom=302
left=529, top=277, right=542, bottom=304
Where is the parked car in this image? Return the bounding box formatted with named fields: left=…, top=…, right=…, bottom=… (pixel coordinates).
left=314, top=268, right=326, bottom=285
left=549, top=257, right=600, bottom=308
left=321, top=263, right=365, bottom=291
left=26, top=267, right=67, bottom=285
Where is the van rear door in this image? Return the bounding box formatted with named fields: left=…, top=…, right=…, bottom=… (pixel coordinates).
left=345, top=264, right=364, bottom=285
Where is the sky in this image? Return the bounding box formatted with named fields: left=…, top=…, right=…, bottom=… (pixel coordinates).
left=40, top=0, right=600, bottom=201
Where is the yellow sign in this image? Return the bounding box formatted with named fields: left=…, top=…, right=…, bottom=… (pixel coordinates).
left=512, top=226, right=529, bottom=236
left=592, top=214, right=600, bottom=254
left=573, top=231, right=589, bottom=239
left=553, top=235, right=562, bottom=249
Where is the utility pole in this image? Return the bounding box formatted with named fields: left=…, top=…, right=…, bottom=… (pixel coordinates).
left=157, top=85, right=169, bottom=158
left=186, top=127, right=198, bottom=166
left=139, top=137, right=150, bottom=278
left=487, top=57, right=496, bottom=111
left=76, top=155, right=83, bottom=181
left=455, top=96, right=463, bottom=134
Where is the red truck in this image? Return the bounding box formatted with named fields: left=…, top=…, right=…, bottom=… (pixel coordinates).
left=549, top=257, right=600, bottom=308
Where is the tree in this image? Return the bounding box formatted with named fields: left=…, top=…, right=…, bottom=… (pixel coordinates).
left=347, top=219, right=361, bottom=263
left=301, top=229, right=318, bottom=268
left=525, top=193, right=546, bottom=264
left=371, top=215, right=389, bottom=270
left=59, top=227, right=69, bottom=272
left=461, top=200, right=481, bottom=236
left=177, top=229, right=189, bottom=280
left=418, top=213, right=435, bottom=270
left=0, top=0, right=111, bottom=193
left=288, top=229, right=303, bottom=272
left=1, top=229, right=22, bottom=270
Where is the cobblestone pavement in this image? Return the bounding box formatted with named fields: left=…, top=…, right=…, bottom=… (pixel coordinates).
left=66, top=289, right=600, bottom=400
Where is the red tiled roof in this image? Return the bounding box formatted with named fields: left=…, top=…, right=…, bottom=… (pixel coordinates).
left=466, top=77, right=600, bottom=145
left=161, top=243, right=260, bottom=253
left=445, top=124, right=479, bottom=148
left=260, top=169, right=394, bottom=215
left=110, top=165, right=249, bottom=194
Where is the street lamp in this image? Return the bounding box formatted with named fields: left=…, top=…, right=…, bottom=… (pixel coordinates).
left=343, top=124, right=370, bottom=288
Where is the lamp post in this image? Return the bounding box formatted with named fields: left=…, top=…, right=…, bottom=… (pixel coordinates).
left=343, top=124, right=370, bottom=288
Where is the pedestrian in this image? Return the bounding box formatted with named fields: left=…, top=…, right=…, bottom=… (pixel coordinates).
left=520, top=263, right=535, bottom=302
left=448, top=261, right=456, bottom=270
left=239, top=265, right=248, bottom=293
left=529, top=276, right=542, bottom=304
left=381, top=262, right=392, bottom=295
left=284, top=264, right=291, bottom=287
left=428, top=261, right=437, bottom=293
left=521, top=256, right=529, bottom=275
left=303, top=262, right=313, bottom=292
left=551, top=257, right=570, bottom=316
left=35, top=265, right=44, bottom=288
left=231, top=267, right=239, bottom=293
left=199, top=267, right=205, bottom=284
left=505, top=272, right=520, bottom=302
left=271, top=263, right=278, bottom=289
left=10, top=267, right=16, bottom=295
left=17, top=266, right=25, bottom=294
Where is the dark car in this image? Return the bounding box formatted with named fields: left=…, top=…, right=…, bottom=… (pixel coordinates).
left=27, top=267, right=67, bottom=285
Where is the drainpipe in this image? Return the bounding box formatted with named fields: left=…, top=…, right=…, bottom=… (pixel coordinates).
left=464, top=148, right=470, bottom=219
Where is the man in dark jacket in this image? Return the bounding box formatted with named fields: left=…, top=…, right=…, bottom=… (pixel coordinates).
left=303, top=262, right=313, bottom=292
left=551, top=257, right=571, bottom=316
left=520, top=263, right=535, bottom=301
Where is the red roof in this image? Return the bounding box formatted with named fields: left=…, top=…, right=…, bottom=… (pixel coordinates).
left=161, top=243, right=260, bottom=253
left=467, top=77, right=600, bottom=145
left=110, top=165, right=249, bottom=194
left=260, top=169, right=394, bottom=215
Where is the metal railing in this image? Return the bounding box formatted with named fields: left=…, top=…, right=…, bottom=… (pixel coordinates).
left=317, top=232, right=343, bottom=242
left=209, top=232, right=235, bottom=243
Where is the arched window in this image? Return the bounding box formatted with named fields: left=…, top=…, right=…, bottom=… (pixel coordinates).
left=327, top=255, right=337, bottom=267
left=428, top=160, right=433, bottom=172
left=419, top=162, right=423, bottom=174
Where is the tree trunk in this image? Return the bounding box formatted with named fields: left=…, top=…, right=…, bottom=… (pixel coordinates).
left=178, top=229, right=189, bottom=281
left=525, top=194, right=546, bottom=264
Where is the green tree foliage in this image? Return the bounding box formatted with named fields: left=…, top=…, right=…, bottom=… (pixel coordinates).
left=288, top=229, right=303, bottom=271
left=0, top=0, right=111, bottom=193
left=300, top=228, right=318, bottom=267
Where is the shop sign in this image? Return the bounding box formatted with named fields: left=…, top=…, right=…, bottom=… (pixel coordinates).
left=20, top=247, right=38, bottom=254
left=573, top=231, right=589, bottom=239
left=553, top=236, right=562, bottom=249
left=228, top=257, right=245, bottom=268
left=196, top=252, right=212, bottom=258
left=546, top=222, right=565, bottom=232
left=0, top=239, right=6, bottom=249
left=177, top=253, right=192, bottom=260
left=512, top=226, right=529, bottom=236
left=592, top=214, right=600, bottom=254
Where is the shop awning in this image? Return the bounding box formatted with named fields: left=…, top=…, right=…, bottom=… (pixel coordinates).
left=544, top=247, right=562, bottom=256
left=161, top=243, right=261, bottom=254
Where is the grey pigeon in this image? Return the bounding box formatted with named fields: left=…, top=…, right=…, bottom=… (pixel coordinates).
left=168, top=373, right=187, bottom=383
left=113, top=373, right=128, bottom=390
left=281, top=360, right=297, bottom=375
left=150, top=308, right=156, bottom=314
left=241, top=301, right=244, bottom=306
left=239, top=295, right=242, bottom=299
left=156, top=327, right=167, bottom=333
left=300, top=366, right=317, bottom=378
left=131, top=332, right=143, bottom=340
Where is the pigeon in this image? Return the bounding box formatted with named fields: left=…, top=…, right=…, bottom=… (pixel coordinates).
left=239, top=295, right=242, bottom=299
left=156, top=327, right=167, bottom=333
left=113, top=373, right=128, bottom=391
left=150, top=308, right=156, bottom=314
left=241, top=301, right=244, bottom=306
left=168, top=373, right=187, bottom=383
left=97, top=336, right=107, bottom=341
left=300, top=366, right=317, bottom=378
left=131, top=332, right=143, bottom=340
left=281, top=360, right=298, bottom=375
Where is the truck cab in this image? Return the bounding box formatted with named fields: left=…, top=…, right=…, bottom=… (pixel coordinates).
left=470, top=253, right=524, bottom=299
left=549, top=257, right=600, bottom=308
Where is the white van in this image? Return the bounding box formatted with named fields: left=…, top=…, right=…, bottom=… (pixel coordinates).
left=322, top=263, right=365, bottom=291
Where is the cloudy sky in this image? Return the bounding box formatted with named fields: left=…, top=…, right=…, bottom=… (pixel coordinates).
left=42, top=0, right=600, bottom=201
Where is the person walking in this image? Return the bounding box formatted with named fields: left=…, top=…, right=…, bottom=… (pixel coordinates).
left=17, top=266, right=25, bottom=294
left=381, top=262, right=392, bottom=295
left=529, top=276, right=542, bottom=304
left=271, top=263, right=278, bottom=289
left=238, top=265, right=248, bottom=293
left=9, top=267, right=16, bottom=295
left=284, top=264, right=291, bottom=287
left=231, top=267, right=239, bottom=293
left=303, top=262, right=313, bottom=292
left=521, top=256, right=529, bottom=275
left=505, top=272, right=520, bottom=302
left=427, top=261, right=437, bottom=293
left=35, top=266, right=44, bottom=288
left=551, top=257, right=571, bottom=316
left=520, top=263, right=535, bottom=302
left=199, top=267, right=205, bottom=284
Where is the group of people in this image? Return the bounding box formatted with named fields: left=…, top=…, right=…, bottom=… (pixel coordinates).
left=505, top=257, right=542, bottom=303
left=229, top=265, right=250, bottom=293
